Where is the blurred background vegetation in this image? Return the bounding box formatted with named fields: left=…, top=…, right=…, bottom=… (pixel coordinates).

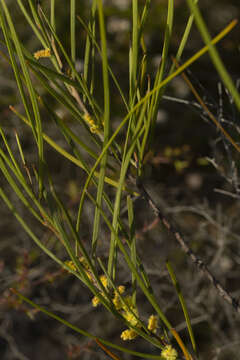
left=0, top=1, right=240, bottom=359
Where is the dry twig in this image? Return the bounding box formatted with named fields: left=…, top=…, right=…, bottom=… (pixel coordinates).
left=136, top=177, right=240, bottom=313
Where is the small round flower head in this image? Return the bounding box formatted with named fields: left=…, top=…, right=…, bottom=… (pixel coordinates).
left=100, top=275, right=108, bottom=289
left=121, top=296, right=139, bottom=327
left=86, top=271, right=94, bottom=282
left=83, top=113, right=99, bottom=133
left=161, top=345, right=178, bottom=360
left=34, top=48, right=51, bottom=60
left=92, top=296, right=100, bottom=307
left=113, top=292, right=122, bottom=310
left=120, top=329, right=138, bottom=341
left=113, top=285, right=126, bottom=310
left=118, top=285, right=125, bottom=294
left=123, top=309, right=139, bottom=327
left=147, top=314, right=158, bottom=333
left=64, top=260, right=76, bottom=272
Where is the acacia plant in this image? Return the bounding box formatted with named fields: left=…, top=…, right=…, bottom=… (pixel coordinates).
left=0, top=1, right=239, bottom=359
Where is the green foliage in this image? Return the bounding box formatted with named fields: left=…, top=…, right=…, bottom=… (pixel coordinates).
left=0, top=1, right=239, bottom=359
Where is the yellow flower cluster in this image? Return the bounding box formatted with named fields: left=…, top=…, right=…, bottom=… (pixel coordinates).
left=64, top=258, right=109, bottom=308
left=92, top=281, right=160, bottom=342
left=83, top=113, right=99, bottom=133
left=121, top=296, right=139, bottom=327
left=65, top=259, right=162, bottom=343
left=64, top=257, right=94, bottom=285
left=147, top=314, right=158, bottom=333
left=100, top=274, right=108, bottom=288
left=92, top=274, right=108, bottom=307
left=64, top=260, right=76, bottom=272
left=113, top=285, right=125, bottom=310
left=91, top=280, right=139, bottom=341
left=120, top=309, right=160, bottom=341
left=116, top=294, right=141, bottom=341
left=66, top=259, right=160, bottom=342
left=34, top=48, right=51, bottom=60
left=120, top=329, right=138, bottom=341
left=161, top=345, right=178, bottom=360
left=92, top=296, right=101, bottom=307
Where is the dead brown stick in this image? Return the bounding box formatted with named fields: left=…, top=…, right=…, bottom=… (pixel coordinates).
left=136, top=177, right=240, bottom=313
